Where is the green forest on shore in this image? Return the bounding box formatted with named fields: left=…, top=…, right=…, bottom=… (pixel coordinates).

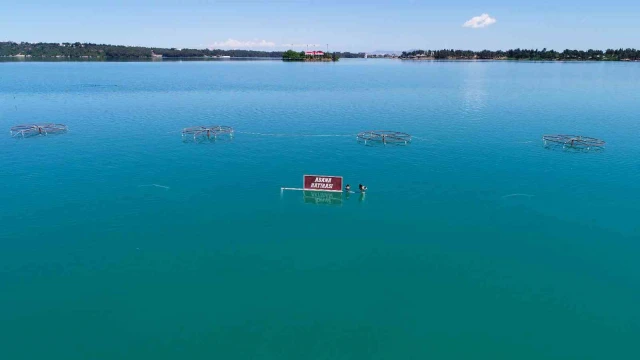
left=401, top=48, right=640, bottom=61
left=0, top=42, right=363, bottom=59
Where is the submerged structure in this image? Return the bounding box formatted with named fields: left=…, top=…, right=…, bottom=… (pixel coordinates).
left=182, top=125, right=234, bottom=142
left=357, top=130, right=411, bottom=145
left=10, top=123, right=68, bottom=138
left=542, top=134, right=605, bottom=151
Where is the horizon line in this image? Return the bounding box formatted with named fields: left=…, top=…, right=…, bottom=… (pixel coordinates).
left=2, top=40, right=640, bottom=53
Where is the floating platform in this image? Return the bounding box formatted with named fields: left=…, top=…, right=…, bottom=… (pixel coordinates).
left=357, top=130, right=411, bottom=145
left=182, top=125, right=234, bottom=142
left=10, top=123, right=68, bottom=138
left=542, top=134, right=605, bottom=151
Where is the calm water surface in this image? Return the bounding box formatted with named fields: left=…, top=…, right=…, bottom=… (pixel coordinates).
left=1, top=60, right=639, bottom=359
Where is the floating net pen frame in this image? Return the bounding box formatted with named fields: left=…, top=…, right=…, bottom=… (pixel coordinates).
left=181, top=125, right=234, bottom=143
left=542, top=135, right=605, bottom=151
left=10, top=123, right=68, bottom=138
left=357, top=130, right=412, bottom=145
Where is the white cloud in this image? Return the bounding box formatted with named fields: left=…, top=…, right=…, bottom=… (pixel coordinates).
left=462, top=13, right=497, bottom=29
left=210, top=39, right=276, bottom=49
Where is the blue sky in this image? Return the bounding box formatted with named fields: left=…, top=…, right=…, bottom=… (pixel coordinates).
left=1, top=0, right=639, bottom=52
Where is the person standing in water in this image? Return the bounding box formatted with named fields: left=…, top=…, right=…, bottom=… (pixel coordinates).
left=345, top=184, right=351, bottom=192
left=358, top=184, right=367, bottom=192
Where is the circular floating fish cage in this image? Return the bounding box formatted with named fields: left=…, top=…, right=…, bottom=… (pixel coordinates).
left=542, top=134, right=605, bottom=151
left=182, top=125, right=234, bottom=143
left=357, top=130, right=411, bottom=146
left=10, top=123, right=68, bottom=138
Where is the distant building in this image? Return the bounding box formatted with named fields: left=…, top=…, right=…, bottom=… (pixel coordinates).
left=304, top=51, right=324, bottom=56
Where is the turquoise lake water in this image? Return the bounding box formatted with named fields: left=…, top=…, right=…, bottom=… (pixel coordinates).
left=1, top=60, right=639, bottom=359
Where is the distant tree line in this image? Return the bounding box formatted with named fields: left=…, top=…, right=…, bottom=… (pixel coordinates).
left=0, top=42, right=367, bottom=59
left=0, top=42, right=283, bottom=58
left=335, top=52, right=365, bottom=58
left=401, top=48, right=640, bottom=61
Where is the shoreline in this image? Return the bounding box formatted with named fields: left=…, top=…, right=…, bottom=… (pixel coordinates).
left=1, top=57, right=638, bottom=63
left=0, top=56, right=282, bottom=62
left=399, top=58, right=640, bottom=62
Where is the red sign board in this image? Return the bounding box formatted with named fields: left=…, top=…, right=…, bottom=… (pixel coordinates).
left=303, top=175, right=343, bottom=192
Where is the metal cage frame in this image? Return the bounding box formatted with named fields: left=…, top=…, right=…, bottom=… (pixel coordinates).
left=542, top=134, right=605, bottom=150
left=10, top=123, right=68, bottom=138
left=181, top=125, right=234, bottom=142
left=356, top=130, right=411, bottom=145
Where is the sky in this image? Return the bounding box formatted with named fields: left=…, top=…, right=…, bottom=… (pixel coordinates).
left=1, top=0, right=639, bottom=52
